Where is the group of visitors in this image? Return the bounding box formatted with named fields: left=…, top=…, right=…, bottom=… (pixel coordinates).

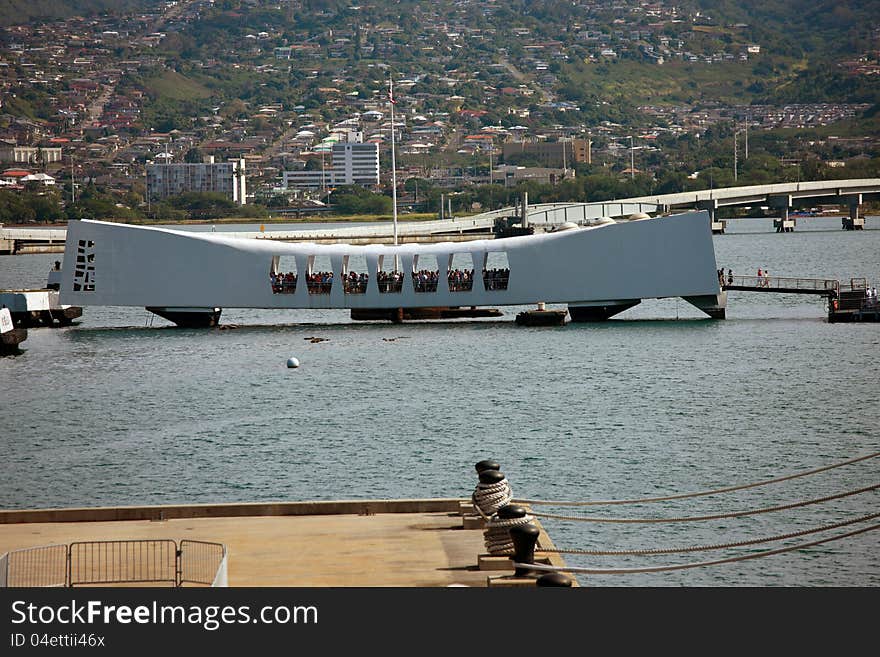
left=270, top=266, right=512, bottom=295
left=412, top=269, right=440, bottom=293
left=718, top=268, right=734, bottom=286
left=866, top=287, right=879, bottom=307
left=342, top=271, right=370, bottom=294
left=377, top=270, right=405, bottom=293
left=448, top=268, right=474, bottom=292
left=307, top=271, right=334, bottom=295
left=483, top=268, right=510, bottom=291
left=757, top=267, right=771, bottom=288
left=270, top=271, right=298, bottom=294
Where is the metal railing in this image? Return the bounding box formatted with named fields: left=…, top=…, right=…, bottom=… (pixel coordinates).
left=723, top=275, right=839, bottom=295
left=69, top=540, right=177, bottom=587
left=179, top=540, right=227, bottom=587
left=1, top=539, right=227, bottom=587
left=4, top=545, right=67, bottom=587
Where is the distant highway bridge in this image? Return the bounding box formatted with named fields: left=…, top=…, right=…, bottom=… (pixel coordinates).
left=1, top=178, right=878, bottom=254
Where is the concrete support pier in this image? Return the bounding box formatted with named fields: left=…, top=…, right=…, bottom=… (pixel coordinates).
left=146, top=306, right=222, bottom=328
left=569, top=299, right=641, bottom=321
left=683, top=291, right=727, bottom=319
left=698, top=199, right=725, bottom=234
left=842, top=194, right=865, bottom=230
left=769, top=195, right=796, bottom=232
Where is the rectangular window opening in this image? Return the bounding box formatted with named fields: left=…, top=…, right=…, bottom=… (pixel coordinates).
left=307, top=254, right=333, bottom=294
left=448, top=253, right=474, bottom=292
left=483, top=251, right=510, bottom=291
left=343, top=253, right=369, bottom=294
left=412, top=254, right=439, bottom=293
left=377, top=254, right=403, bottom=294
left=270, top=255, right=298, bottom=294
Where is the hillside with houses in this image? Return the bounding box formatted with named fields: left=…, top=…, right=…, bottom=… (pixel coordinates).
left=1, top=0, right=878, bottom=222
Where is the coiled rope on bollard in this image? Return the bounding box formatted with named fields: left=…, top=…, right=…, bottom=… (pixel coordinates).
left=532, top=511, right=880, bottom=556
left=484, top=506, right=534, bottom=555
left=513, top=451, right=879, bottom=507
left=513, top=523, right=880, bottom=575
left=472, top=470, right=513, bottom=519
left=527, top=482, right=879, bottom=523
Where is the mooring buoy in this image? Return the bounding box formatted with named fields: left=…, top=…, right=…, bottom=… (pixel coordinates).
left=286, top=357, right=300, bottom=368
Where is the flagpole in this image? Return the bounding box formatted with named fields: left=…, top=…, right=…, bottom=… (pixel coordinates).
left=389, top=76, right=399, bottom=247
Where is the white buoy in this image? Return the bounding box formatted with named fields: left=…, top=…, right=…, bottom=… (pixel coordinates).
left=286, top=357, right=300, bottom=368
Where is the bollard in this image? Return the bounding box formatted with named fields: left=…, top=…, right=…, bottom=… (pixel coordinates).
left=510, top=523, right=540, bottom=577
left=496, top=504, right=527, bottom=520
left=478, top=469, right=505, bottom=486
left=536, top=573, right=572, bottom=587
left=475, top=459, right=501, bottom=473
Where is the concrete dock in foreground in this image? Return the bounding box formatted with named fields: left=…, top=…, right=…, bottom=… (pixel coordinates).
left=0, top=499, right=569, bottom=587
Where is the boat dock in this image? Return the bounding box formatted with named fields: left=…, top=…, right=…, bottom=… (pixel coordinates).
left=722, top=275, right=879, bottom=322
left=0, top=288, right=82, bottom=328
left=0, top=499, right=569, bottom=587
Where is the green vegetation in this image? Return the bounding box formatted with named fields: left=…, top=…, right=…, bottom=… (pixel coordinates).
left=0, top=0, right=154, bottom=27
left=328, top=186, right=393, bottom=215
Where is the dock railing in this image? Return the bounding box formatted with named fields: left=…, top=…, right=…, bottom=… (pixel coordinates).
left=1, top=539, right=227, bottom=587
left=723, top=275, right=839, bottom=296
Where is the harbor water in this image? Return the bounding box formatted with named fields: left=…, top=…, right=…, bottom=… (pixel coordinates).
left=1, top=215, right=878, bottom=586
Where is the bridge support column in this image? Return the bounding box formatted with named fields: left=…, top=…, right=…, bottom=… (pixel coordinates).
left=841, top=194, right=864, bottom=230
left=697, top=200, right=725, bottom=234
left=568, top=299, right=640, bottom=322
left=769, top=195, right=795, bottom=233
left=682, top=291, right=726, bottom=320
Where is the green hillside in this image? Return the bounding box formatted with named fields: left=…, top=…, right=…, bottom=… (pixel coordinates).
left=0, top=1, right=157, bottom=26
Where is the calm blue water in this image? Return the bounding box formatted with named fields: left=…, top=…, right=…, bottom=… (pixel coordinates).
left=2, top=215, right=878, bottom=586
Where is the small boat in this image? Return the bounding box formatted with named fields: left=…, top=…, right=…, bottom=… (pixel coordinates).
left=515, top=303, right=567, bottom=326
left=0, top=307, right=27, bottom=354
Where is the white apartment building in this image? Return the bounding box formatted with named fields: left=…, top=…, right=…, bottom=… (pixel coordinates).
left=147, top=157, right=247, bottom=204
left=0, top=144, right=63, bottom=165
left=283, top=142, right=379, bottom=190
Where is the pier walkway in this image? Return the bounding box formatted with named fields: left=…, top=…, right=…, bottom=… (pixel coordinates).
left=721, top=275, right=878, bottom=322
left=0, top=499, right=566, bottom=587
left=722, top=275, right=839, bottom=296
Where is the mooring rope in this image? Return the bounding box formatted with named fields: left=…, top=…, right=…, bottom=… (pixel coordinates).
left=514, top=523, right=880, bottom=575
left=528, top=511, right=880, bottom=556
left=528, top=482, right=879, bottom=523
left=513, top=451, right=880, bottom=507
left=484, top=513, right=535, bottom=555
left=472, top=478, right=513, bottom=519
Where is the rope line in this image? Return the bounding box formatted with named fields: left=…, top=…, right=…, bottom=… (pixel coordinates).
left=514, top=523, right=880, bottom=575
left=529, top=511, right=880, bottom=556
left=513, top=451, right=880, bottom=507
left=528, top=482, right=879, bottom=523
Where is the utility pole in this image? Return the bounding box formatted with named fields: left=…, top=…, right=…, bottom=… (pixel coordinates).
left=734, top=129, right=738, bottom=182
left=389, top=75, right=399, bottom=247
left=628, top=135, right=634, bottom=180
left=745, top=112, right=749, bottom=160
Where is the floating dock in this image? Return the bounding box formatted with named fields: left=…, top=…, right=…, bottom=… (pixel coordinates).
left=0, top=289, right=82, bottom=328
left=722, top=275, right=878, bottom=323
left=0, top=499, right=569, bottom=587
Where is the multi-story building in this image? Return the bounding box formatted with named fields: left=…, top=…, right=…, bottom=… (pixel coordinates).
left=0, top=143, right=63, bottom=165
left=502, top=139, right=591, bottom=168
left=146, top=157, right=247, bottom=204
left=283, top=142, right=380, bottom=190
